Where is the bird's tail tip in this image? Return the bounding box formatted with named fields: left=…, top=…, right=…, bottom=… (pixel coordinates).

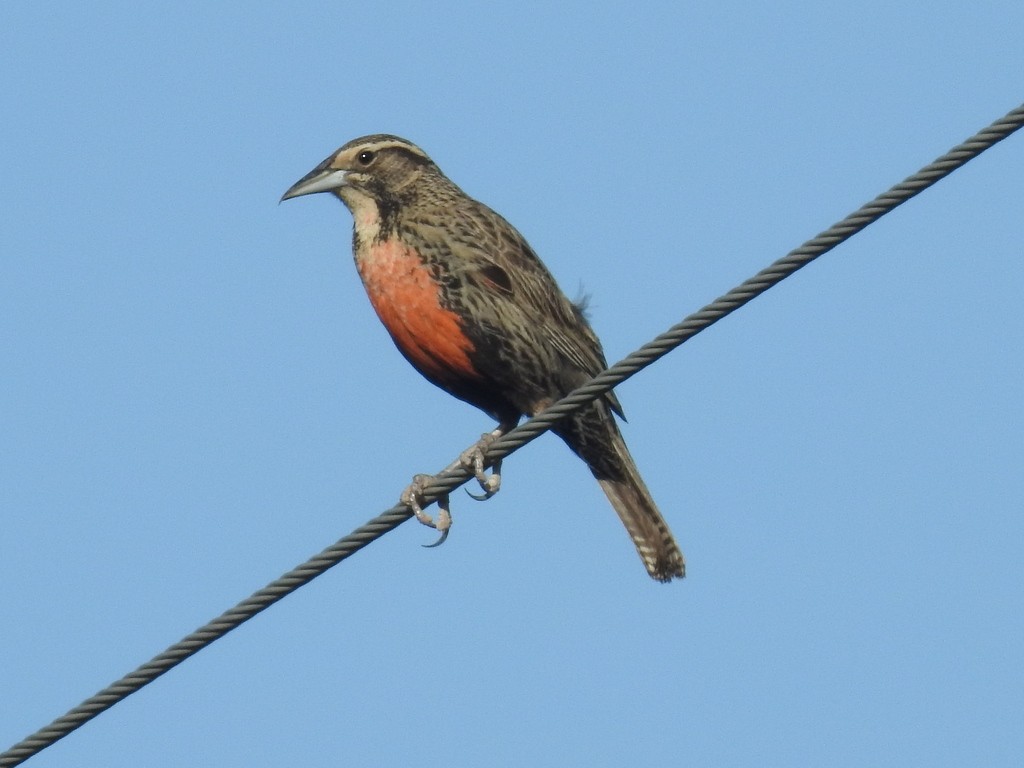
left=597, top=476, right=686, bottom=583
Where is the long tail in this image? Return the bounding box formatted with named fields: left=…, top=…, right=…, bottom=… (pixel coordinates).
left=558, top=406, right=685, bottom=582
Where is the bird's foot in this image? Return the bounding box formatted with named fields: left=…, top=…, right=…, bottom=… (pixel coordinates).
left=401, top=474, right=452, bottom=547
left=461, top=430, right=503, bottom=501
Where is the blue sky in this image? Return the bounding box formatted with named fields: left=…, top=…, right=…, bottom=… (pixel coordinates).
left=2, top=2, right=1022, bottom=766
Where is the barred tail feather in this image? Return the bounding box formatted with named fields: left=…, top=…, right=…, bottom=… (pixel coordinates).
left=595, top=429, right=685, bottom=582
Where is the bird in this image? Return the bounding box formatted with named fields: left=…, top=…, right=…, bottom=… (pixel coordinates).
left=281, top=134, right=685, bottom=582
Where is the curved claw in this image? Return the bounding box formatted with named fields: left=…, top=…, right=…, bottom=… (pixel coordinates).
left=465, top=486, right=497, bottom=502
left=422, top=528, right=450, bottom=548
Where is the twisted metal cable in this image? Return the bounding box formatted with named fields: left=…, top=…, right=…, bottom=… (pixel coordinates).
left=3, top=102, right=1022, bottom=768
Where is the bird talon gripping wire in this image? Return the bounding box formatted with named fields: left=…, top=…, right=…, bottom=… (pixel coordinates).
left=459, top=430, right=506, bottom=500
left=419, top=492, right=452, bottom=547
left=463, top=456, right=501, bottom=501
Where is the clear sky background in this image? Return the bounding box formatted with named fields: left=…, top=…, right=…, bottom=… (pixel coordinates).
left=2, top=3, right=1022, bottom=766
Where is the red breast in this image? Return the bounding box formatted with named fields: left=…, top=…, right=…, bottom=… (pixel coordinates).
left=357, top=239, right=480, bottom=383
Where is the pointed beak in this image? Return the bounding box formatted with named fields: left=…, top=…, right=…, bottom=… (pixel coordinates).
left=280, top=160, right=349, bottom=202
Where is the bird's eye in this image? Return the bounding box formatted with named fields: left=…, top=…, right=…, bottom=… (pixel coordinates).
left=356, top=150, right=376, bottom=166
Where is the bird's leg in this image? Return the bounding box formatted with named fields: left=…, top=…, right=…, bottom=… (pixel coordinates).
left=462, top=422, right=515, bottom=501
left=401, top=421, right=515, bottom=546
left=401, top=474, right=452, bottom=547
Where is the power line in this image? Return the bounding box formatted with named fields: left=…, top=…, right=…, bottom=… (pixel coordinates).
left=3, top=102, right=1022, bottom=768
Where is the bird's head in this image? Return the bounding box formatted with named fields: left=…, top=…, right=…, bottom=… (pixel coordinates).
left=281, top=134, right=438, bottom=211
